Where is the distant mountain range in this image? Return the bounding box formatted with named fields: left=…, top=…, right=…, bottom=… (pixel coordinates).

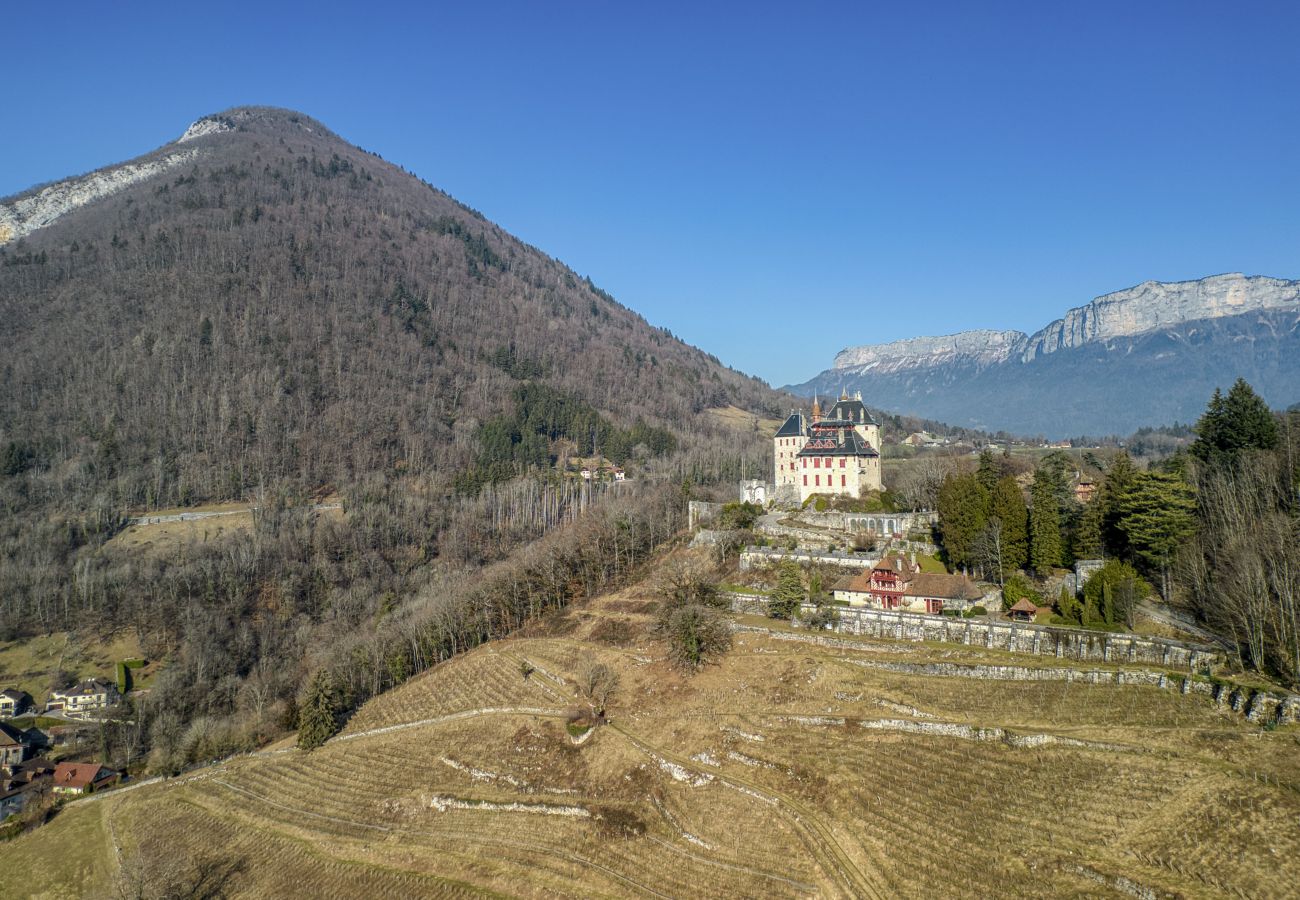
left=786, top=274, right=1300, bottom=436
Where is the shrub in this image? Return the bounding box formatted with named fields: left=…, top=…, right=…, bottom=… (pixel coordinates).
left=1001, top=574, right=1042, bottom=611
left=963, top=606, right=987, bottom=617
left=660, top=604, right=732, bottom=669
left=717, top=501, right=762, bottom=530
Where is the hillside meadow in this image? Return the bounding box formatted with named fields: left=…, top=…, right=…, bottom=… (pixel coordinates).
left=5, top=563, right=1298, bottom=899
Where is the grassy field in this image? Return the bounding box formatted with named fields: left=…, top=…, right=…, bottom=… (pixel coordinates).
left=705, top=405, right=784, bottom=435
left=0, top=631, right=155, bottom=706
left=5, top=568, right=1298, bottom=898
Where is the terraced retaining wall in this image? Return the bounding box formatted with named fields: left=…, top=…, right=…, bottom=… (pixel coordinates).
left=728, top=593, right=1300, bottom=725
left=727, top=593, right=1218, bottom=669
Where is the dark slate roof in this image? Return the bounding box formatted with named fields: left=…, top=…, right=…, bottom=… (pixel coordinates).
left=797, top=428, right=880, bottom=458
left=775, top=412, right=806, bottom=438
left=828, top=398, right=878, bottom=426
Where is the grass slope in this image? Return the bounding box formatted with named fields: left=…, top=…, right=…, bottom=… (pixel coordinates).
left=6, top=579, right=1298, bottom=898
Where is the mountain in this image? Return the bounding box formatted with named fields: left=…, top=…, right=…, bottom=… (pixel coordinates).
left=0, top=108, right=784, bottom=770
left=788, top=274, right=1300, bottom=436
left=0, top=106, right=782, bottom=515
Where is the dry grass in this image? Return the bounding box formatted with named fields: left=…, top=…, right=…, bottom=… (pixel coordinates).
left=6, top=572, right=1299, bottom=898
left=0, top=630, right=153, bottom=703
left=704, top=406, right=784, bottom=435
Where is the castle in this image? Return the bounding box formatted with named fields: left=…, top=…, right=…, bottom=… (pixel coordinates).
left=774, top=392, right=883, bottom=503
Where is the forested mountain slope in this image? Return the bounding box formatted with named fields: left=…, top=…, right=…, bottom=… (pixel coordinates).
left=0, top=106, right=779, bottom=511
left=0, top=107, right=783, bottom=769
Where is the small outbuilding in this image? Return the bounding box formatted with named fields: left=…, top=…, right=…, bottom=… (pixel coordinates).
left=1007, top=598, right=1040, bottom=622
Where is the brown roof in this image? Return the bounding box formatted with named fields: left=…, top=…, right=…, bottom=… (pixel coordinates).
left=903, top=573, right=982, bottom=602
left=53, top=762, right=110, bottom=790
left=0, top=722, right=28, bottom=747
left=832, top=572, right=873, bottom=593
left=1008, top=598, right=1039, bottom=613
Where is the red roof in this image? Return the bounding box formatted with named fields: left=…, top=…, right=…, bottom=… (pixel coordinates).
left=1008, top=598, right=1039, bottom=614
left=53, top=762, right=109, bottom=791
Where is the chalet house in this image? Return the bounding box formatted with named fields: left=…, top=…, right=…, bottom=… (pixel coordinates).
left=0, top=722, right=31, bottom=769
left=0, top=688, right=32, bottom=718
left=46, top=678, right=119, bottom=715
left=832, top=554, right=982, bottom=614
left=0, top=757, right=55, bottom=818
left=51, top=761, right=119, bottom=795
left=904, top=573, right=984, bottom=614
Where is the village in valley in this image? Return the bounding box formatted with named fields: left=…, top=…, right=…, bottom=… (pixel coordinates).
left=1, top=656, right=145, bottom=826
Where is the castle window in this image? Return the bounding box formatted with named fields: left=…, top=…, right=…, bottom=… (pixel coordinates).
left=802, top=475, right=807, bottom=486
left=840, top=458, right=846, bottom=468
left=813, top=458, right=819, bottom=468
left=841, top=474, right=846, bottom=487
left=815, top=475, right=820, bottom=486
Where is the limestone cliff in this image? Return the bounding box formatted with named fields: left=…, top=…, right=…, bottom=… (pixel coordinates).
left=0, top=149, right=201, bottom=245
left=831, top=273, right=1300, bottom=373
left=1019, top=273, right=1300, bottom=361
left=832, top=329, right=1025, bottom=373
left=795, top=273, right=1300, bottom=435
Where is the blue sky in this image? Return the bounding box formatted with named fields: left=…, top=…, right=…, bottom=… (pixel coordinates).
left=5, top=1, right=1298, bottom=386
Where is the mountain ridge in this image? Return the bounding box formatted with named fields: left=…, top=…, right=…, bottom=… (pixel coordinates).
left=830, top=273, right=1300, bottom=373
left=796, top=273, right=1300, bottom=436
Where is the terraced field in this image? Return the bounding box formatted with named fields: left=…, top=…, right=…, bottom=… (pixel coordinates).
left=6, top=586, right=1298, bottom=898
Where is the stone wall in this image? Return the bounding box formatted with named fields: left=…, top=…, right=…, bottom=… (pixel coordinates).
left=739, top=546, right=878, bottom=572
left=727, top=593, right=1300, bottom=725
left=727, top=592, right=1217, bottom=669
left=687, top=501, right=723, bottom=530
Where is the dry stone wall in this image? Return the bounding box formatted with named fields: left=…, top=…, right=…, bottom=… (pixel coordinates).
left=727, top=593, right=1300, bottom=725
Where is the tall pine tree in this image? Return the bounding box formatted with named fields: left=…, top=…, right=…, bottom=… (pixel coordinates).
left=990, top=475, right=1029, bottom=574
left=1030, top=470, right=1062, bottom=575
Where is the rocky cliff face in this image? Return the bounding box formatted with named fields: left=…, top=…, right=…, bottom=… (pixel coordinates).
left=0, top=148, right=201, bottom=245
left=832, top=274, right=1300, bottom=373
left=1019, top=273, right=1300, bottom=361
left=798, top=273, right=1300, bottom=435
left=832, top=329, right=1024, bottom=373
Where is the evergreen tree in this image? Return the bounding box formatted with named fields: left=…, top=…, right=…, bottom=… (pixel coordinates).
left=1098, top=451, right=1137, bottom=558
left=1029, top=471, right=1062, bottom=575
left=1190, top=378, right=1278, bottom=465
left=976, top=449, right=1001, bottom=495
left=1080, top=560, right=1151, bottom=628
left=936, top=473, right=989, bottom=570
left=298, top=669, right=342, bottom=751
left=1055, top=584, right=1081, bottom=625
left=989, top=475, right=1029, bottom=573
left=1117, top=471, right=1197, bottom=600
left=769, top=562, right=805, bottom=620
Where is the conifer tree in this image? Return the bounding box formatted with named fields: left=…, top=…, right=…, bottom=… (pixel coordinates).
left=1117, top=471, right=1197, bottom=600
left=990, top=475, right=1029, bottom=573
left=769, top=562, right=805, bottom=620
left=298, top=669, right=342, bottom=751
left=937, top=472, right=989, bottom=570
left=1029, top=472, right=1062, bottom=575
left=1190, top=378, right=1278, bottom=465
